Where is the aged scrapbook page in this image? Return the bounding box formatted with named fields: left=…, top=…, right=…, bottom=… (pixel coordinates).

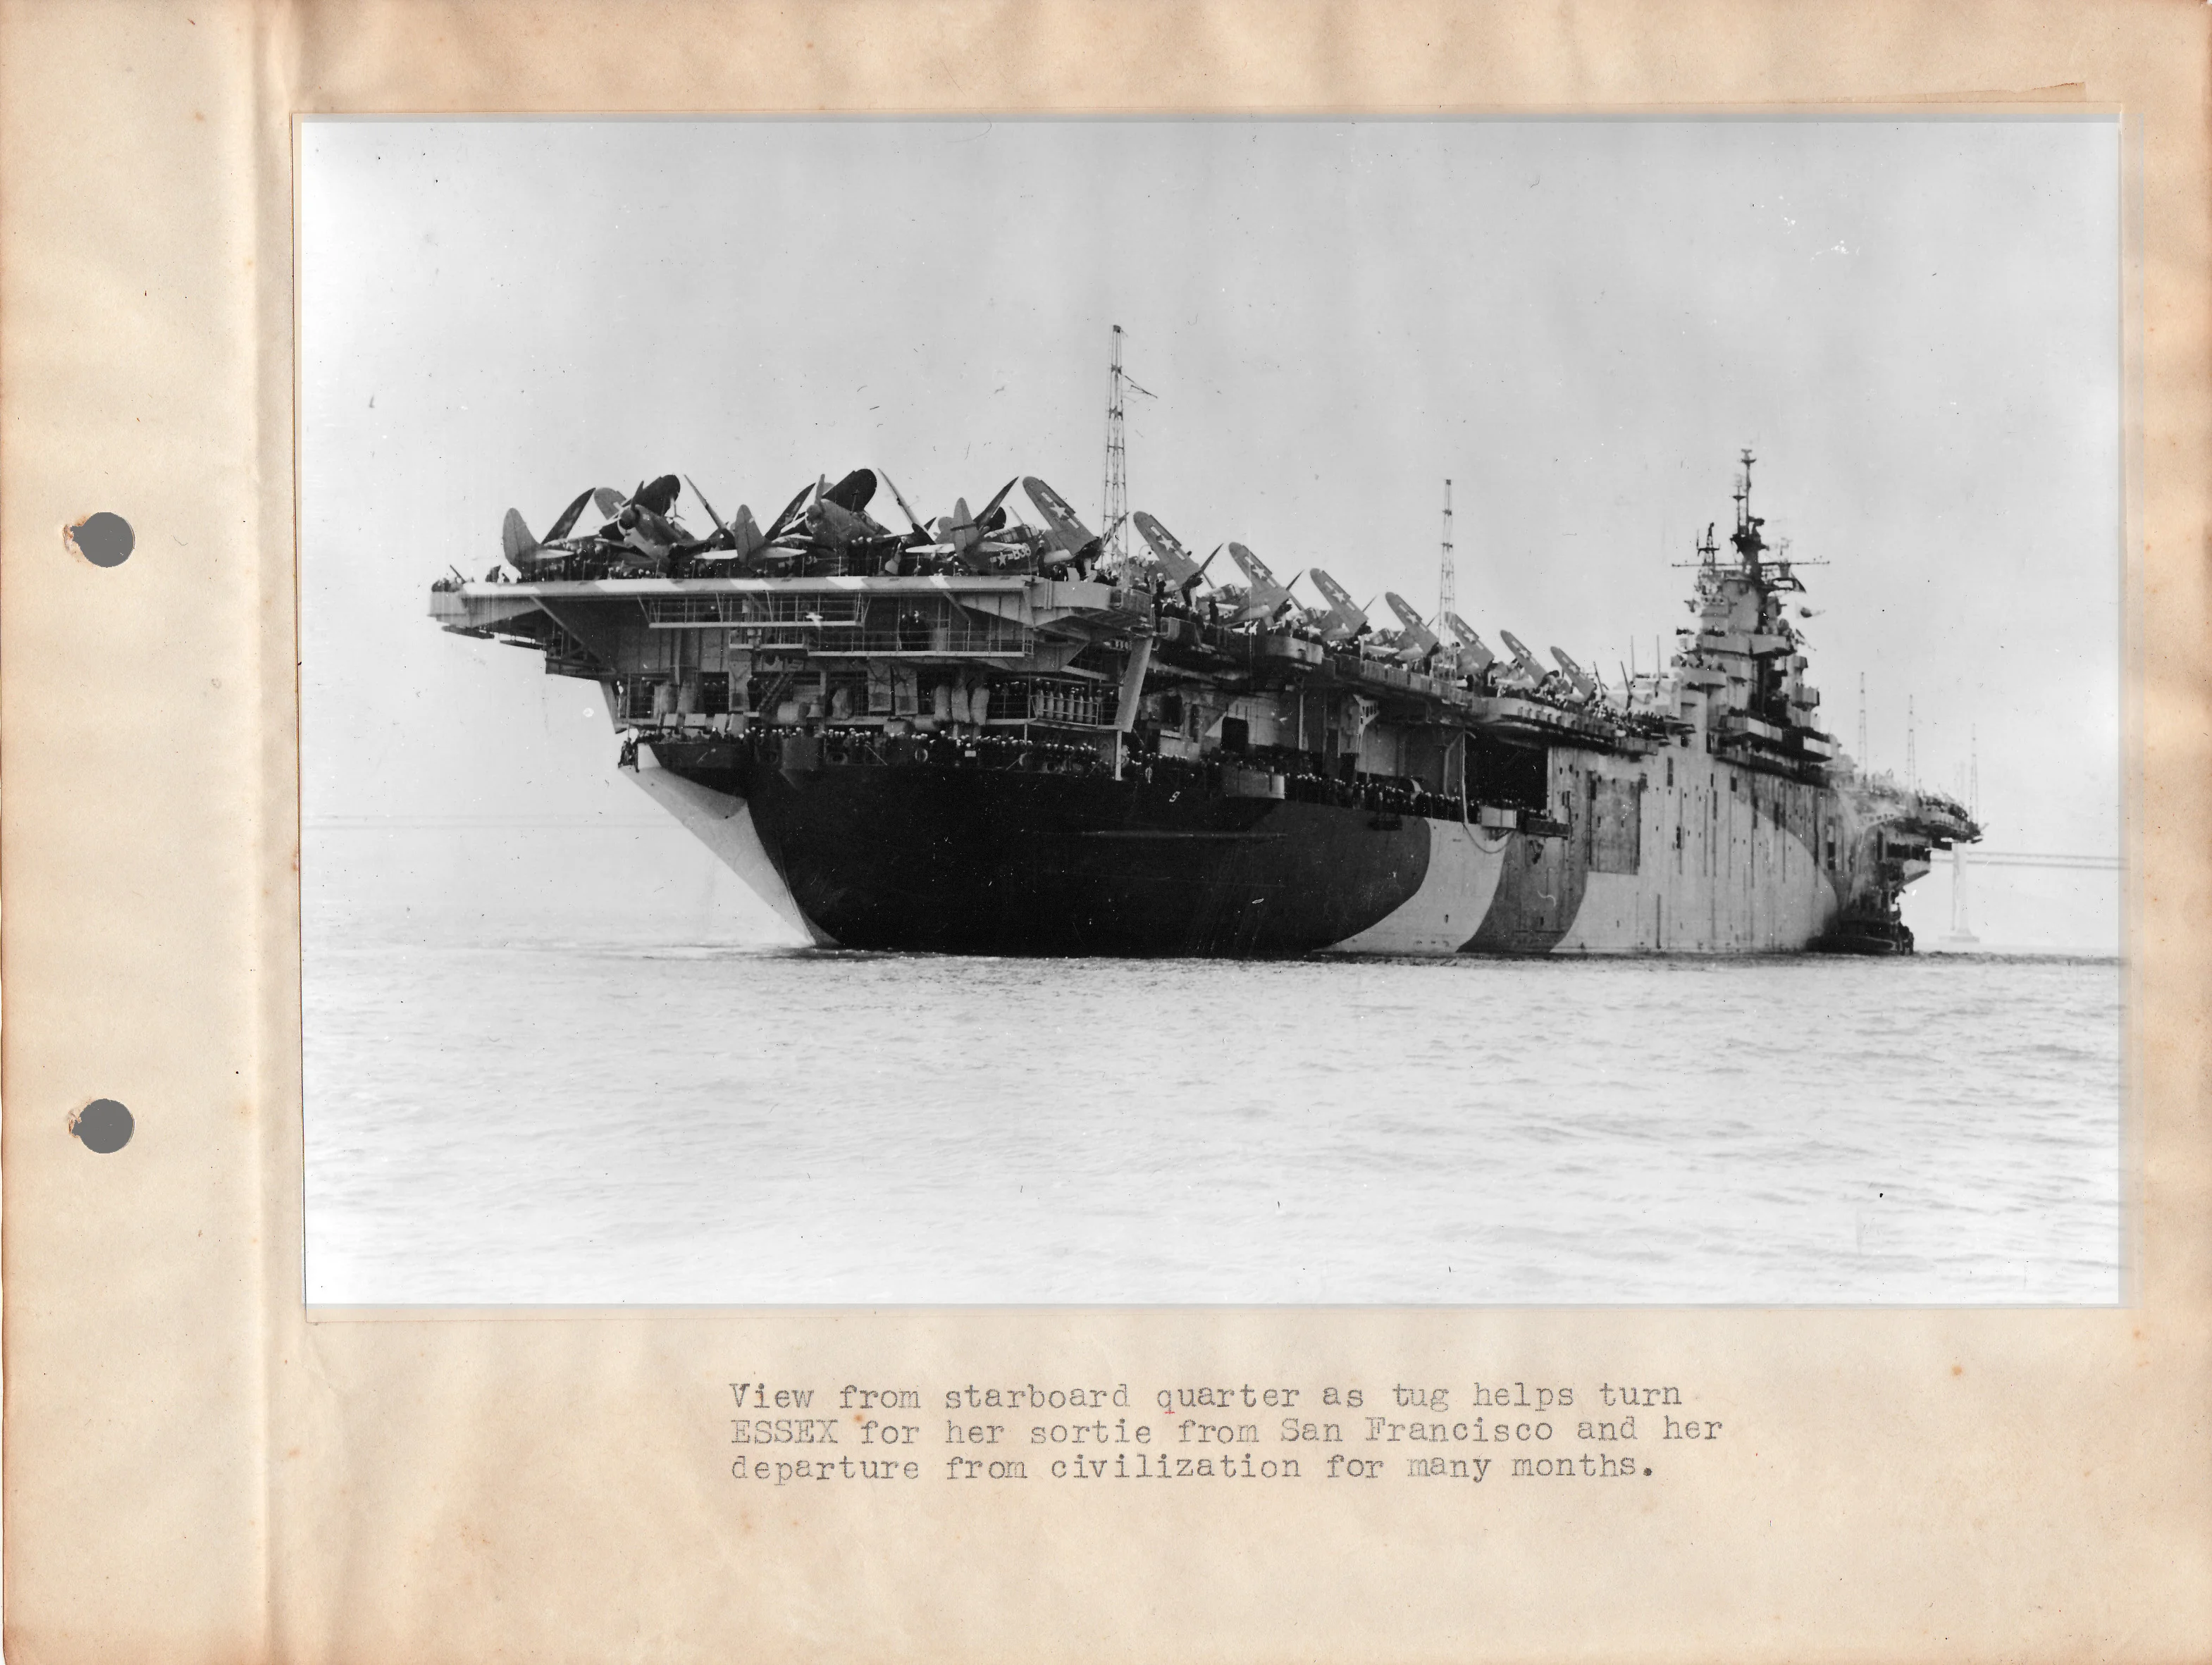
left=4, top=1, right=2206, bottom=1661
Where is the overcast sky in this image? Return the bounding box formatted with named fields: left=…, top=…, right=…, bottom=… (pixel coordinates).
left=300, top=117, right=2123, bottom=941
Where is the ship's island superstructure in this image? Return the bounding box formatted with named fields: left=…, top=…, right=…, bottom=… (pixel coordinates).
left=429, top=451, right=1977, bottom=955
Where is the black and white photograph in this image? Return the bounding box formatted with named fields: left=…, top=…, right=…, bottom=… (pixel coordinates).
left=299, top=115, right=2124, bottom=1308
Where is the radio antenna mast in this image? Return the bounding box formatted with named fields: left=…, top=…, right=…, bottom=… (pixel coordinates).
left=1438, top=478, right=1456, bottom=623
left=1857, top=671, right=1868, bottom=769
left=1102, top=325, right=1128, bottom=569
left=1906, top=695, right=1918, bottom=793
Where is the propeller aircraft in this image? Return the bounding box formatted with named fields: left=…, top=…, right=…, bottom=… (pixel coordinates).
left=500, top=471, right=817, bottom=578
left=1384, top=593, right=1440, bottom=665
left=1132, top=511, right=1219, bottom=594
left=772, top=469, right=913, bottom=571
left=906, top=477, right=1026, bottom=574
left=498, top=483, right=621, bottom=574
left=1306, top=569, right=1371, bottom=644
left=1442, top=611, right=1496, bottom=678
left=1224, top=543, right=1298, bottom=624
left=585, top=474, right=695, bottom=563
left=1548, top=646, right=1602, bottom=704
left=1022, top=476, right=1106, bottom=571
left=681, top=475, right=815, bottom=571
left=1495, top=629, right=1547, bottom=692
left=500, top=477, right=688, bottom=574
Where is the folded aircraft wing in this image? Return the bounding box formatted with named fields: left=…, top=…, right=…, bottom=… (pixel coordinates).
left=1133, top=511, right=1204, bottom=587
left=1443, top=613, right=1496, bottom=673
left=1308, top=568, right=1369, bottom=637
left=1022, top=477, right=1097, bottom=553
left=1226, top=542, right=1277, bottom=590
left=1384, top=592, right=1439, bottom=660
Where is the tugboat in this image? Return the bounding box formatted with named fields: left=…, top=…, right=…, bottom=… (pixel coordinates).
left=431, top=449, right=1978, bottom=955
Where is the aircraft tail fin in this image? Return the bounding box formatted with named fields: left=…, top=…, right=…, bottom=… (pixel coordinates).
left=500, top=509, right=538, bottom=567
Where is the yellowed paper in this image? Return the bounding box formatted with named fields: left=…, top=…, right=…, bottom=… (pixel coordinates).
left=4, top=1, right=2207, bottom=1661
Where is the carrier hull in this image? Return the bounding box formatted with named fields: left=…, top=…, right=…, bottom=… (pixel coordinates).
left=638, top=736, right=1846, bottom=957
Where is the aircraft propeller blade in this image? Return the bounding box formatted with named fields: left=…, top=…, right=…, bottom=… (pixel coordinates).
left=761, top=483, right=815, bottom=544
left=975, top=476, right=1019, bottom=530
left=683, top=476, right=731, bottom=539
left=544, top=488, right=597, bottom=543
left=878, top=470, right=929, bottom=536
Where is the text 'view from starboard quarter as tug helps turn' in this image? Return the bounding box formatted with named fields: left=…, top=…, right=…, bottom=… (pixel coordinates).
left=430, top=420, right=1979, bottom=958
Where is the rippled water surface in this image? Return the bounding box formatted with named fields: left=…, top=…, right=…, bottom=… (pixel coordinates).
left=304, top=921, right=2123, bottom=1306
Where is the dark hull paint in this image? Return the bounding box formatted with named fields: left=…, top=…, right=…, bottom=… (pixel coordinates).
left=662, top=750, right=1433, bottom=955
left=1466, top=814, right=1589, bottom=955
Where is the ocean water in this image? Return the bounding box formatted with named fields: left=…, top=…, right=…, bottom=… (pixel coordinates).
left=302, top=921, right=2123, bottom=1306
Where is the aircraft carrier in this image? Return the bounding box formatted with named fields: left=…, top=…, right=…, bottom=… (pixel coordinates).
left=428, top=451, right=1978, bottom=955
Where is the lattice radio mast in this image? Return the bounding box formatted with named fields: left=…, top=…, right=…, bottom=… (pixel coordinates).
left=1905, top=695, right=1918, bottom=793
left=1856, top=671, right=1868, bottom=768
left=1102, top=325, right=1128, bottom=569
left=1438, top=478, right=1456, bottom=621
